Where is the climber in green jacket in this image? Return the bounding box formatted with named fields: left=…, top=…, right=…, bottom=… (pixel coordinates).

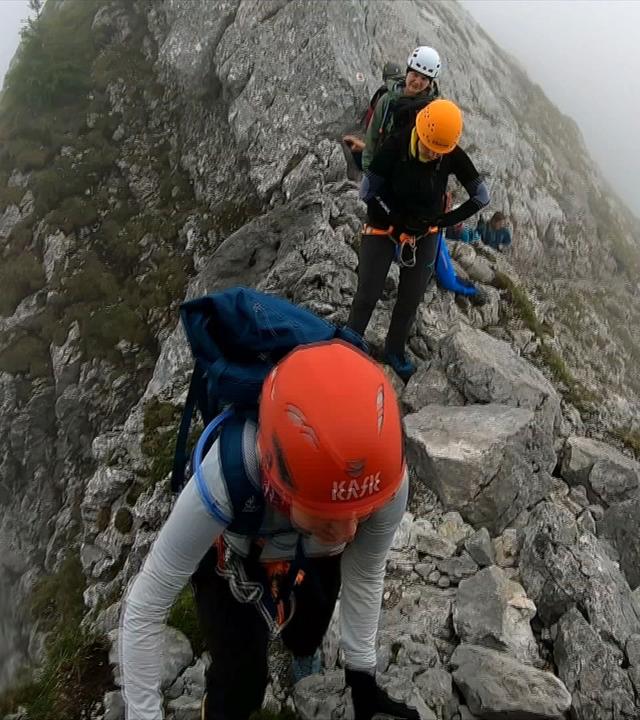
left=344, top=49, right=441, bottom=172
left=361, top=46, right=441, bottom=171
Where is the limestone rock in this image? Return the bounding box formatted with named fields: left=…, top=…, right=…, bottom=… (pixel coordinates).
left=437, top=512, right=475, bottom=548
left=166, top=695, right=202, bottom=720
left=454, top=566, right=539, bottom=664
left=392, top=512, right=415, bottom=551
left=413, top=667, right=454, bottom=715
left=627, top=634, right=640, bottom=667
left=519, top=502, right=640, bottom=649
left=437, top=324, right=561, bottom=432
left=493, top=529, right=521, bottom=568
left=403, top=365, right=465, bottom=413
left=436, top=553, right=479, bottom=584
left=555, top=607, right=638, bottom=720
left=382, top=587, right=455, bottom=642
left=576, top=509, right=597, bottom=536
left=451, top=644, right=571, bottom=719
left=293, top=670, right=353, bottom=720
left=561, top=435, right=640, bottom=506
left=598, top=496, right=640, bottom=590
left=405, top=404, right=555, bottom=534
left=464, top=528, right=495, bottom=567
left=412, top=519, right=457, bottom=559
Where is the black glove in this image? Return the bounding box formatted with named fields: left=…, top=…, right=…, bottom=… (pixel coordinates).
left=345, top=669, right=421, bottom=720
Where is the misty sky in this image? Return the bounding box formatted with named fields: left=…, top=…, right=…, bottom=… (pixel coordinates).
left=460, top=0, right=640, bottom=216
left=0, top=0, right=638, bottom=215
left=0, top=0, right=29, bottom=85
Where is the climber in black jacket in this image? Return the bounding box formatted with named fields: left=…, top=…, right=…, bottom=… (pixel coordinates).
left=347, top=99, right=489, bottom=381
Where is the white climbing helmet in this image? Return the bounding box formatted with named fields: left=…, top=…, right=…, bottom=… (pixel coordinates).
left=407, top=46, right=441, bottom=79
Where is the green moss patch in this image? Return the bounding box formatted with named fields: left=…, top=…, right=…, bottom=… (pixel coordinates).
left=114, top=507, right=133, bottom=534
left=140, top=399, right=182, bottom=488
left=493, top=271, right=596, bottom=416
left=0, top=184, right=25, bottom=210
left=493, top=270, right=546, bottom=338
left=610, top=427, right=640, bottom=459
left=0, top=254, right=46, bottom=317
left=0, top=332, right=50, bottom=378
left=46, top=196, right=99, bottom=234
left=249, top=709, right=301, bottom=720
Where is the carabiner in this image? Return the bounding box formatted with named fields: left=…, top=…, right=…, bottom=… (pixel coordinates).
left=396, top=233, right=417, bottom=268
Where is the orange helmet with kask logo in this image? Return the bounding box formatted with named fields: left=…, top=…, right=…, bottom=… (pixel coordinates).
left=415, top=98, right=463, bottom=154
left=257, top=341, right=405, bottom=520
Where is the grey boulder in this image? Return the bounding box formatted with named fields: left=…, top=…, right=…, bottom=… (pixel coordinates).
left=598, top=495, right=640, bottom=590
left=454, top=566, right=539, bottom=664
left=555, top=607, right=638, bottom=720
left=560, top=435, right=640, bottom=506
left=437, top=324, right=561, bottom=433
left=519, top=502, right=640, bottom=650
left=450, top=644, right=571, bottom=719
left=403, top=365, right=465, bottom=413
left=293, top=670, right=353, bottom=720
left=464, top=527, right=495, bottom=567
left=405, top=404, right=555, bottom=534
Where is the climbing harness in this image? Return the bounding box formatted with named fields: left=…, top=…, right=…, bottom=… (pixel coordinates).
left=214, top=534, right=307, bottom=636
left=362, top=224, right=438, bottom=268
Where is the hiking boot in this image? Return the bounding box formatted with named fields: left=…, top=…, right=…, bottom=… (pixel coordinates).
left=384, top=352, right=416, bottom=382
left=290, top=649, right=321, bottom=684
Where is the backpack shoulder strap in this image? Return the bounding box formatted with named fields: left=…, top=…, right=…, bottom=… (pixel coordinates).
left=378, top=93, right=394, bottom=140
left=171, top=361, right=209, bottom=494
left=220, top=415, right=265, bottom=535
left=362, top=84, right=388, bottom=127
left=371, top=85, right=388, bottom=107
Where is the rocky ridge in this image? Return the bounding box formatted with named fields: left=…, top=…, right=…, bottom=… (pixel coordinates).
left=1, top=1, right=640, bottom=719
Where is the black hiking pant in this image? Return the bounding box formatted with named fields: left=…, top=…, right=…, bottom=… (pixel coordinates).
left=192, top=546, right=342, bottom=720
left=347, top=231, right=439, bottom=354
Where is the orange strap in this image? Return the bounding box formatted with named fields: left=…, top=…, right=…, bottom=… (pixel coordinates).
left=362, top=224, right=438, bottom=239
left=215, top=536, right=226, bottom=570
left=265, top=561, right=291, bottom=581
left=363, top=224, right=393, bottom=236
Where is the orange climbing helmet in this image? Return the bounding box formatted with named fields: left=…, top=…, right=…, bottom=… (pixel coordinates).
left=415, top=99, right=463, bottom=154
left=257, top=340, right=406, bottom=520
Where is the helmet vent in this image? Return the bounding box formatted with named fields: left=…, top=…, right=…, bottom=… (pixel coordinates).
left=376, top=385, right=385, bottom=435
left=269, top=367, right=278, bottom=400
left=346, top=459, right=366, bottom=478
left=286, top=403, right=320, bottom=449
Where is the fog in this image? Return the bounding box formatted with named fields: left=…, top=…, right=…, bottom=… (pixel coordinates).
left=460, top=0, right=640, bottom=217
left=0, top=0, right=29, bottom=88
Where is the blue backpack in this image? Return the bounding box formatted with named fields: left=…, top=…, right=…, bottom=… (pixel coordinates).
left=171, top=286, right=367, bottom=535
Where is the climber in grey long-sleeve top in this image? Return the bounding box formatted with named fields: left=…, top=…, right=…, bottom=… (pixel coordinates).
left=120, top=341, right=417, bottom=720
